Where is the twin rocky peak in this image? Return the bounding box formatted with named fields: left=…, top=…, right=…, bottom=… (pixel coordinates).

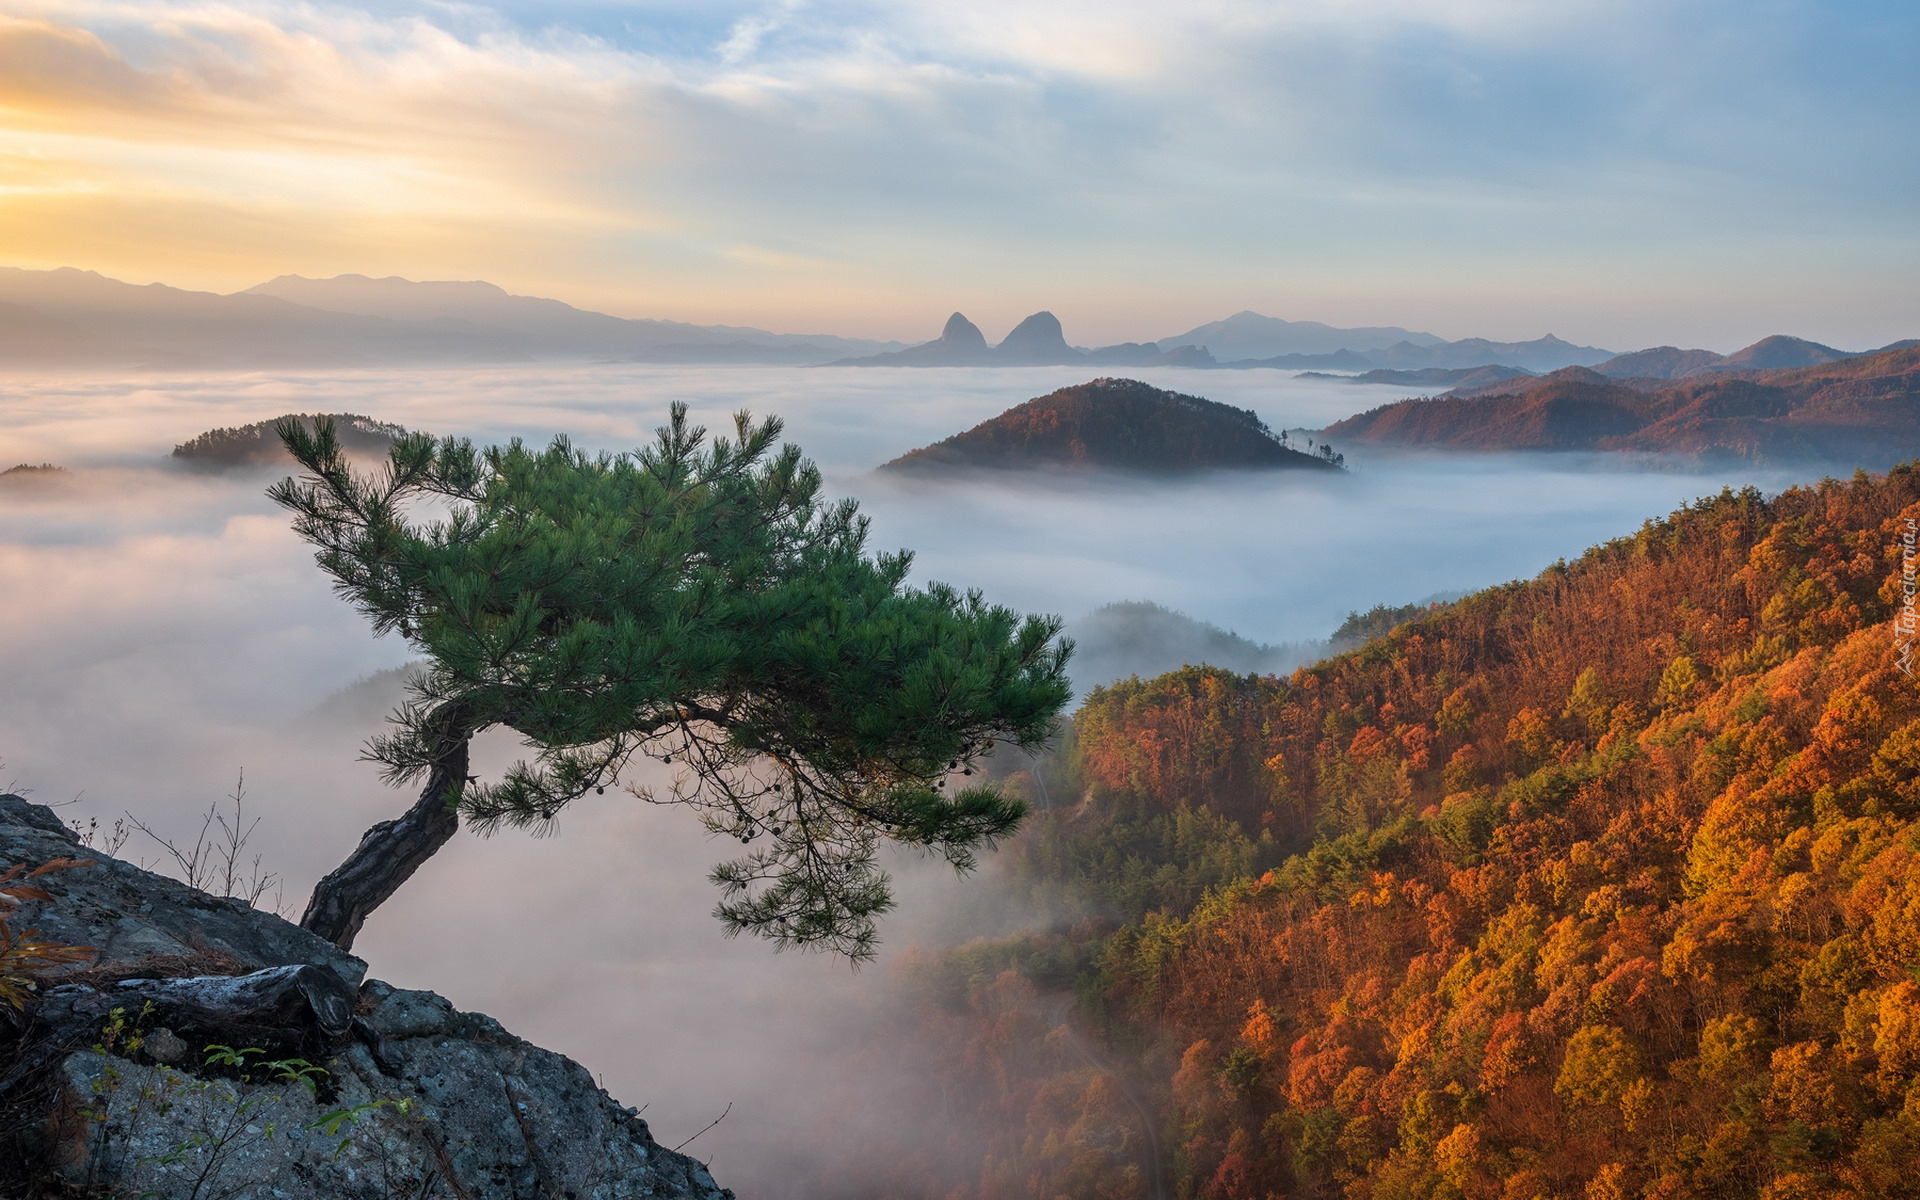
left=835, top=312, right=1202, bottom=368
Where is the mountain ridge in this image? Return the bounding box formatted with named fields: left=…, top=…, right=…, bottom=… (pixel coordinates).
left=1323, top=344, right=1920, bottom=466
left=0, top=268, right=902, bottom=368
left=1156, top=310, right=1446, bottom=358
left=245, top=273, right=894, bottom=359
left=3, top=266, right=1899, bottom=378
left=834, top=310, right=1618, bottom=372
left=1591, top=334, right=1909, bottom=379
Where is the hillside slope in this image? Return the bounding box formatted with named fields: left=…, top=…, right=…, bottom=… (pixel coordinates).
left=815, top=465, right=1920, bottom=1200
left=1592, top=336, right=1920, bottom=380
left=881, top=378, right=1345, bottom=473
left=1592, top=346, right=1726, bottom=379
left=1325, top=346, right=1920, bottom=467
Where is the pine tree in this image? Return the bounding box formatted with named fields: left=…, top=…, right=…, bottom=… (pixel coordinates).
left=271, top=407, right=1072, bottom=955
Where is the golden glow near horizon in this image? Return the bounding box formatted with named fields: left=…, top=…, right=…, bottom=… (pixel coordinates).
left=0, top=10, right=647, bottom=283
left=0, top=1, right=1915, bottom=347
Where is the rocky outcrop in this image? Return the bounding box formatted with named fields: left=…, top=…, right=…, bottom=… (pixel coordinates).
left=930, top=312, right=989, bottom=357
left=0, top=796, right=366, bottom=989
left=835, top=309, right=1093, bottom=366
left=0, top=795, right=731, bottom=1200
left=832, top=311, right=995, bottom=366
left=990, top=311, right=1082, bottom=365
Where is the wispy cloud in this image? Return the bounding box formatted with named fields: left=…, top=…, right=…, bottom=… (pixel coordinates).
left=0, top=0, right=1914, bottom=346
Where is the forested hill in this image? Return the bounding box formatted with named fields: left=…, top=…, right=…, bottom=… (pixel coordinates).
left=814, top=464, right=1920, bottom=1200
left=171, top=412, right=407, bottom=468
left=880, top=377, right=1343, bottom=473
left=1322, top=344, right=1920, bottom=467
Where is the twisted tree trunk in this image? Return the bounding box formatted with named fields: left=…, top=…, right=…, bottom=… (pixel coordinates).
left=301, top=706, right=472, bottom=950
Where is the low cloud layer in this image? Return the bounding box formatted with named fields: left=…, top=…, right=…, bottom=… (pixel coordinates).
left=0, top=363, right=1831, bottom=1187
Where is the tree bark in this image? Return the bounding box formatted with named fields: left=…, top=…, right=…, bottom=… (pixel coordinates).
left=301, top=706, right=471, bottom=950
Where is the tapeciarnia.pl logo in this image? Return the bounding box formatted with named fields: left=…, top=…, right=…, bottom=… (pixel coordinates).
left=1899, top=515, right=1917, bottom=679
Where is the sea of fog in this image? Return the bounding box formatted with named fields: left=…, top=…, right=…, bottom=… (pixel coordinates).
left=0, top=364, right=1828, bottom=1190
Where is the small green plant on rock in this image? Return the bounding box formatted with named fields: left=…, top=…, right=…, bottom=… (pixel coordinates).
left=77, top=1030, right=445, bottom=1200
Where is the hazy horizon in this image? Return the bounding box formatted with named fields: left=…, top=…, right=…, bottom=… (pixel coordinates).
left=2, top=2, right=1914, bottom=350
left=0, top=262, right=1908, bottom=362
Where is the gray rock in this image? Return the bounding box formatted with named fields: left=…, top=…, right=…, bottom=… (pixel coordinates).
left=42, top=1015, right=731, bottom=1200
left=46, top=1037, right=731, bottom=1200
left=33, top=963, right=358, bottom=1059
left=144, top=1026, right=187, bottom=1065
left=0, top=796, right=733, bottom=1199
left=0, top=794, right=366, bottom=988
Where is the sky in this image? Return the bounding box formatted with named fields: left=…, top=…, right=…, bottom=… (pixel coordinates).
left=0, top=0, right=1915, bottom=349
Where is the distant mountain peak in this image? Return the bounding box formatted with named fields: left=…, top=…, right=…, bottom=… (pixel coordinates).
left=999, top=311, right=1065, bottom=343
left=995, top=311, right=1077, bottom=363
left=835, top=309, right=1084, bottom=366
left=831, top=307, right=1613, bottom=372
left=1160, top=311, right=1447, bottom=359
left=1715, top=334, right=1851, bottom=370
left=1538, top=364, right=1609, bottom=384
left=1593, top=346, right=1726, bottom=379
left=1593, top=334, right=1866, bottom=381
left=938, top=312, right=988, bottom=349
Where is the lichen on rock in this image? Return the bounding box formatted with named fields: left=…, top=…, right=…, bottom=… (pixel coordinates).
left=0, top=794, right=732, bottom=1200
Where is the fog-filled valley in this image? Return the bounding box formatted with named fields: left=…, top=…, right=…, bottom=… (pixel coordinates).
left=4, top=0, right=1914, bottom=1188
left=0, top=364, right=1844, bottom=1191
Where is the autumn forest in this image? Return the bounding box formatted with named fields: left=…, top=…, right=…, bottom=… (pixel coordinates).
left=817, top=465, right=1920, bottom=1200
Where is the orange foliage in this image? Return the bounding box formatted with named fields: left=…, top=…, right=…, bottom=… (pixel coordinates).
left=804, top=466, right=1920, bottom=1200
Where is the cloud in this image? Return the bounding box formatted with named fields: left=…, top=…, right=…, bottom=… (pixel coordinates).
left=0, top=0, right=1914, bottom=345
left=715, top=2, right=801, bottom=65
left=0, top=16, right=162, bottom=117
